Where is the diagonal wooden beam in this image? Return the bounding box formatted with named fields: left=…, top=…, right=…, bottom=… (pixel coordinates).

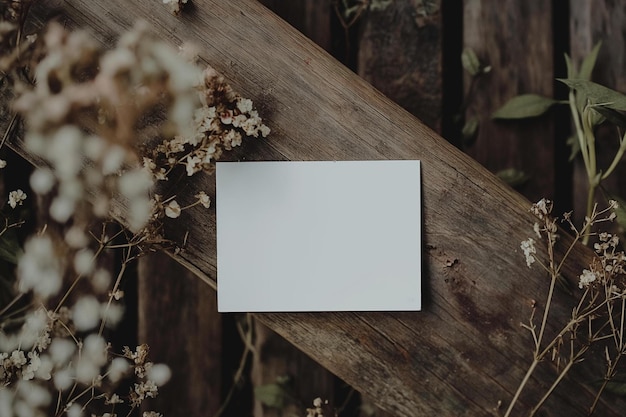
left=4, top=1, right=624, bottom=415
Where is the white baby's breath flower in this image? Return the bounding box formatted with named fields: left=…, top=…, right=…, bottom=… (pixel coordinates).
left=147, top=363, right=171, bottom=386
left=18, top=235, right=62, bottom=299
left=91, top=268, right=112, bottom=293
left=165, top=200, right=181, bottom=218
left=49, top=195, right=76, bottom=223
left=8, top=189, right=27, bottom=208
left=73, top=249, right=95, bottom=275
left=101, top=145, right=127, bottom=175
left=34, top=355, right=53, bottom=380
left=67, top=402, right=83, bottom=417
left=53, top=367, right=74, bottom=391
left=18, top=380, right=51, bottom=408
left=65, top=226, right=89, bottom=249
left=49, top=338, right=76, bottom=366
left=108, top=358, right=130, bottom=383
left=101, top=302, right=124, bottom=328
left=236, top=98, right=253, bottom=113
left=184, top=155, right=202, bottom=176
left=30, top=168, right=56, bottom=195
left=579, top=269, right=598, bottom=289
left=72, top=296, right=101, bottom=331
left=195, top=191, right=211, bottom=208
left=520, top=238, right=536, bottom=268
left=76, top=334, right=108, bottom=384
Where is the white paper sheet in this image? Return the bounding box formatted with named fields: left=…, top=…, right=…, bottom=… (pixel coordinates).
left=216, top=160, right=421, bottom=312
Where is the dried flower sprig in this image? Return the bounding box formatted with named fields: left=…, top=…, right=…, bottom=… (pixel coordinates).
left=505, top=199, right=625, bottom=416
left=1, top=12, right=270, bottom=417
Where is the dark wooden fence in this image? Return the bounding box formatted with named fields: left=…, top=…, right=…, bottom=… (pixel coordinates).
left=5, top=1, right=626, bottom=416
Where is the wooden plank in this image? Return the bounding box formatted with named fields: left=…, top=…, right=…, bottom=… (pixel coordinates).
left=250, top=4, right=337, bottom=415
left=4, top=1, right=622, bottom=416
left=252, top=322, right=336, bottom=417
left=570, top=0, right=626, bottom=221
left=463, top=0, right=555, bottom=202
left=358, top=0, right=442, bottom=132
left=137, top=254, right=222, bottom=416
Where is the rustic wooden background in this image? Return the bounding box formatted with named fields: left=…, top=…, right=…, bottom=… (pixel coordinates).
left=4, top=0, right=626, bottom=416
left=136, top=1, right=626, bottom=416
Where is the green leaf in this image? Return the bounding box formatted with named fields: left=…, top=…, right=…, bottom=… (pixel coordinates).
left=590, top=106, right=626, bottom=129
left=496, top=168, right=530, bottom=187
left=564, top=53, right=576, bottom=79
left=0, top=230, right=21, bottom=265
left=254, top=383, right=291, bottom=409
left=492, top=94, right=558, bottom=119
left=579, top=41, right=602, bottom=81
left=461, top=117, right=479, bottom=146
left=566, top=134, right=581, bottom=161
left=558, top=79, right=626, bottom=111
left=461, top=48, right=481, bottom=76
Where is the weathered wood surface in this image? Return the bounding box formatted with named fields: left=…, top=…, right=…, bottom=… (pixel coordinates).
left=358, top=0, right=442, bottom=132
left=5, top=1, right=624, bottom=416
left=138, top=254, right=222, bottom=416
left=464, top=0, right=555, bottom=202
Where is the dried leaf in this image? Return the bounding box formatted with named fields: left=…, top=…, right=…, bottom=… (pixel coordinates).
left=492, top=94, right=557, bottom=119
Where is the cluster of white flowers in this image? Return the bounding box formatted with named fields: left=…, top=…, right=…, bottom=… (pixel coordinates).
left=2, top=9, right=272, bottom=416
left=578, top=269, right=598, bottom=289
left=144, top=65, right=269, bottom=220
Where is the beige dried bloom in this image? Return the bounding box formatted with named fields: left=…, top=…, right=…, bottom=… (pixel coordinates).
left=165, top=200, right=181, bottom=218
left=578, top=269, right=598, bottom=289
left=530, top=198, right=552, bottom=220
left=195, top=191, right=211, bottom=208
left=8, top=189, right=27, bottom=208
left=520, top=238, right=536, bottom=268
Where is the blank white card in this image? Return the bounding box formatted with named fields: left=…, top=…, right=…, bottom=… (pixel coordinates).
left=216, top=160, right=421, bottom=312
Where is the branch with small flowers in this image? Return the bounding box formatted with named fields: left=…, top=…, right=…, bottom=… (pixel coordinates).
left=506, top=198, right=626, bottom=416
left=0, top=2, right=269, bottom=416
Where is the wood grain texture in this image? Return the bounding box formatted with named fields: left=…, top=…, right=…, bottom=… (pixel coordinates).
left=138, top=254, right=222, bottom=417
left=251, top=4, right=338, bottom=416
left=463, top=0, right=555, bottom=202
left=3, top=1, right=623, bottom=415
left=358, top=0, right=442, bottom=131
left=252, top=322, right=336, bottom=417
